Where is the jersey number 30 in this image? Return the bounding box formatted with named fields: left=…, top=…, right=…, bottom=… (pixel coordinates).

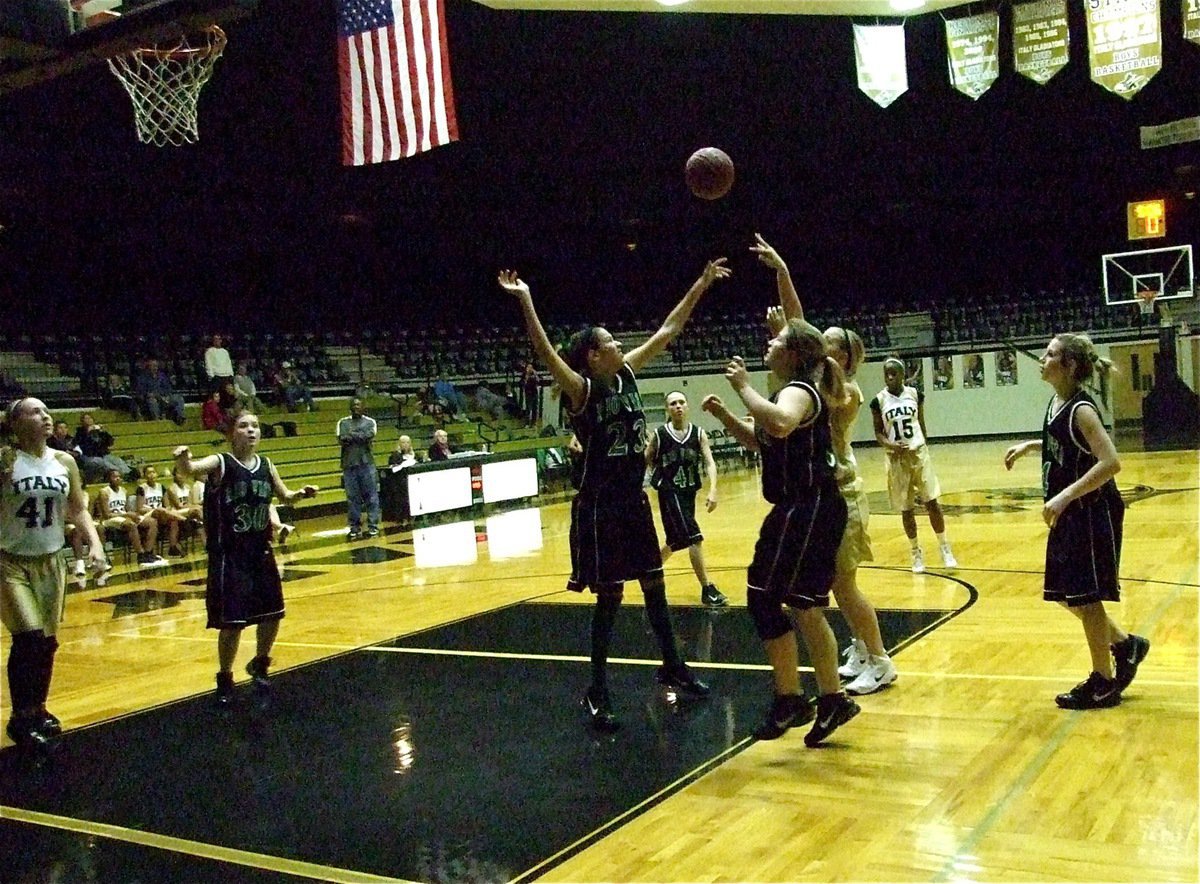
left=16, top=496, right=55, bottom=529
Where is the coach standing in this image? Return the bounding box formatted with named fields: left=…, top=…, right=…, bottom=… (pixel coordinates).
left=337, top=398, right=381, bottom=540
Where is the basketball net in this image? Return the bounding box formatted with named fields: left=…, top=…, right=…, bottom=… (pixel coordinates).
left=1136, top=289, right=1158, bottom=317
left=107, top=25, right=226, bottom=147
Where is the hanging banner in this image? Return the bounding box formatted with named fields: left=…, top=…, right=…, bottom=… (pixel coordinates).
left=1086, top=0, right=1162, bottom=100
left=1186, top=0, right=1200, bottom=45
left=945, top=11, right=1000, bottom=99
left=1013, top=0, right=1070, bottom=84
left=1140, top=115, right=1200, bottom=148
left=853, top=23, right=908, bottom=108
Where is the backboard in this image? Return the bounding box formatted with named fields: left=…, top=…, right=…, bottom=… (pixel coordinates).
left=0, top=0, right=257, bottom=95
left=1102, top=244, right=1194, bottom=305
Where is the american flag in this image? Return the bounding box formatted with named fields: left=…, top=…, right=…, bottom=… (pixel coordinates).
left=337, top=0, right=459, bottom=166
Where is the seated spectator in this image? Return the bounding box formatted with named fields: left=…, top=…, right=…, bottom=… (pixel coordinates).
left=97, top=468, right=164, bottom=566
left=65, top=486, right=106, bottom=587
left=166, top=465, right=205, bottom=549
left=388, top=434, right=423, bottom=468
left=204, top=334, right=234, bottom=392
left=233, top=362, right=267, bottom=413
left=47, top=420, right=83, bottom=465
left=201, top=390, right=228, bottom=433
left=274, top=361, right=316, bottom=413
left=432, top=378, right=467, bottom=416
left=137, top=465, right=190, bottom=557
left=473, top=383, right=511, bottom=421
left=74, top=412, right=133, bottom=483
left=134, top=358, right=187, bottom=425
left=102, top=373, right=139, bottom=418
left=427, top=428, right=458, bottom=461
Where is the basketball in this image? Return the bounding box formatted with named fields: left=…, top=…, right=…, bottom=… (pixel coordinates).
left=685, top=147, right=735, bottom=200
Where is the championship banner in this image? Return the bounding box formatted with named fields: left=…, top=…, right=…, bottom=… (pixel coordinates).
left=945, top=11, right=1000, bottom=99
left=1185, top=0, right=1200, bottom=45
left=1013, top=0, right=1070, bottom=84
left=1140, top=115, right=1200, bottom=148
left=853, top=23, right=908, bottom=108
left=1086, top=0, right=1162, bottom=100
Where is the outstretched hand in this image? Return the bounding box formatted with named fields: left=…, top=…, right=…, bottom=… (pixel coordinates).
left=700, top=257, right=732, bottom=287
left=701, top=394, right=726, bottom=417
left=750, top=233, right=786, bottom=271
left=765, top=305, right=786, bottom=336
left=173, top=445, right=191, bottom=459
left=497, top=270, right=531, bottom=298
left=723, top=356, right=749, bottom=390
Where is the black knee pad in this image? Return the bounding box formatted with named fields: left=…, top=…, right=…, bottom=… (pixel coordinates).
left=748, top=590, right=791, bottom=641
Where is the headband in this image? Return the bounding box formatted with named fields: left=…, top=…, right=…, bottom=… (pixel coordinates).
left=883, top=357, right=905, bottom=370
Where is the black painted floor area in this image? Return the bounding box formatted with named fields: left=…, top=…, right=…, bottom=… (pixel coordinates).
left=1, top=603, right=953, bottom=883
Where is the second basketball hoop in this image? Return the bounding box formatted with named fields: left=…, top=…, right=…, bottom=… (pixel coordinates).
left=107, top=24, right=227, bottom=147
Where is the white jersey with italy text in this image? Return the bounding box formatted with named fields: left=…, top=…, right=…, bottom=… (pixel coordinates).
left=1, top=448, right=70, bottom=556
left=872, top=385, right=926, bottom=450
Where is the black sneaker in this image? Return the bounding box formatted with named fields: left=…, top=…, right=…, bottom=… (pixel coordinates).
left=6, top=715, right=55, bottom=751
left=347, top=530, right=361, bottom=541
left=214, top=671, right=235, bottom=708
left=581, top=686, right=620, bottom=733
left=168, top=546, right=185, bottom=558
left=37, top=710, right=62, bottom=737
left=1111, top=634, right=1150, bottom=692
left=701, top=584, right=729, bottom=608
left=655, top=663, right=711, bottom=699
left=245, top=656, right=271, bottom=691
left=366, top=527, right=380, bottom=538
left=1055, top=671, right=1121, bottom=710
left=804, top=692, right=861, bottom=747
left=752, top=693, right=815, bottom=740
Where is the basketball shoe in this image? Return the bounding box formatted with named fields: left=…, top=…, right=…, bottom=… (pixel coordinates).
left=845, top=655, right=897, bottom=696
left=701, top=584, right=728, bottom=607
left=581, top=686, right=619, bottom=733
left=1111, top=634, right=1150, bottom=692
left=655, top=663, right=711, bottom=699
left=838, top=637, right=869, bottom=679
left=752, top=693, right=815, bottom=740
left=804, top=692, right=861, bottom=747
left=214, top=672, right=235, bottom=708
left=246, top=656, right=272, bottom=691
left=939, top=544, right=958, bottom=568
left=911, top=547, right=925, bottom=574
left=1055, top=672, right=1120, bottom=709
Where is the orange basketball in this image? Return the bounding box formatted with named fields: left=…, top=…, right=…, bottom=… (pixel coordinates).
left=685, top=147, right=735, bottom=200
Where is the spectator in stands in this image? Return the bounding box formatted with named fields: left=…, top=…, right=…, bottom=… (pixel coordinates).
left=233, top=362, right=267, bottom=414
left=134, top=358, right=186, bottom=425
left=97, top=467, right=164, bottom=566
left=427, top=428, right=457, bottom=461
left=337, top=397, right=381, bottom=540
left=473, top=383, right=510, bottom=421
left=204, top=334, right=234, bottom=392
left=522, top=361, right=542, bottom=426
left=275, top=361, right=316, bottom=413
left=201, top=390, right=228, bottom=433
left=47, top=420, right=83, bottom=466
left=388, top=434, right=422, bottom=468
left=102, top=373, right=138, bottom=419
left=432, top=378, right=467, bottom=417
left=166, top=465, right=205, bottom=550
left=73, top=412, right=132, bottom=483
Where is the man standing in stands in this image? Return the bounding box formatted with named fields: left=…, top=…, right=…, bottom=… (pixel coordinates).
left=134, top=359, right=186, bottom=426
left=204, top=334, right=234, bottom=392
left=337, top=398, right=380, bottom=540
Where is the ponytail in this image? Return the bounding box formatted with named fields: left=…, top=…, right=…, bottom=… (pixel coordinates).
left=1055, top=333, right=1116, bottom=403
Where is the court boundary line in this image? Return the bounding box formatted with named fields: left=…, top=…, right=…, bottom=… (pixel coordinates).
left=0, top=806, right=416, bottom=884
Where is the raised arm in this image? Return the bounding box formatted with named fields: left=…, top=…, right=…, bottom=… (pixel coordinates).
left=173, top=445, right=223, bottom=480
left=498, top=271, right=587, bottom=410
left=267, top=460, right=319, bottom=505
left=701, top=395, right=757, bottom=451
left=625, top=259, right=730, bottom=373
left=750, top=233, right=803, bottom=322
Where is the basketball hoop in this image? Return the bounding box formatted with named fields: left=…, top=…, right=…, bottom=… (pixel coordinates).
left=107, top=25, right=226, bottom=147
left=1136, top=289, right=1158, bottom=316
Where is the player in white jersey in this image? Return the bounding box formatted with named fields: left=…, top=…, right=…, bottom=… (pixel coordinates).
left=138, top=464, right=190, bottom=557
left=751, top=233, right=896, bottom=696
left=870, top=358, right=957, bottom=573
left=1, top=398, right=103, bottom=750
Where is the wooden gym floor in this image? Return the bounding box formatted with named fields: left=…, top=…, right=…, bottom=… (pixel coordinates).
left=1, top=438, right=1196, bottom=883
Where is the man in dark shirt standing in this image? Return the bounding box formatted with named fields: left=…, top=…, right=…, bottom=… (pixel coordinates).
left=337, top=398, right=380, bottom=540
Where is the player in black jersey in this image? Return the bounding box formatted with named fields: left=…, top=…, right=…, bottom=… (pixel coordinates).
left=174, top=409, right=318, bottom=707
left=1004, top=333, right=1148, bottom=709
left=704, top=318, right=860, bottom=746
left=499, top=261, right=729, bottom=733
left=646, top=391, right=726, bottom=607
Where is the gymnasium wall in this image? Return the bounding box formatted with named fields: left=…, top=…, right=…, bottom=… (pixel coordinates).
left=637, top=339, right=1200, bottom=444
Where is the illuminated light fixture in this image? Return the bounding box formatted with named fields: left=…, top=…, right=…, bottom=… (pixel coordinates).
left=656, top=0, right=692, bottom=6
left=890, top=0, right=927, bottom=10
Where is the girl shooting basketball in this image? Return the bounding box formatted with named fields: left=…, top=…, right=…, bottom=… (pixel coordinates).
left=1004, top=334, right=1148, bottom=709
left=497, top=261, right=729, bottom=733
left=174, top=408, right=317, bottom=706
left=1, top=398, right=105, bottom=750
